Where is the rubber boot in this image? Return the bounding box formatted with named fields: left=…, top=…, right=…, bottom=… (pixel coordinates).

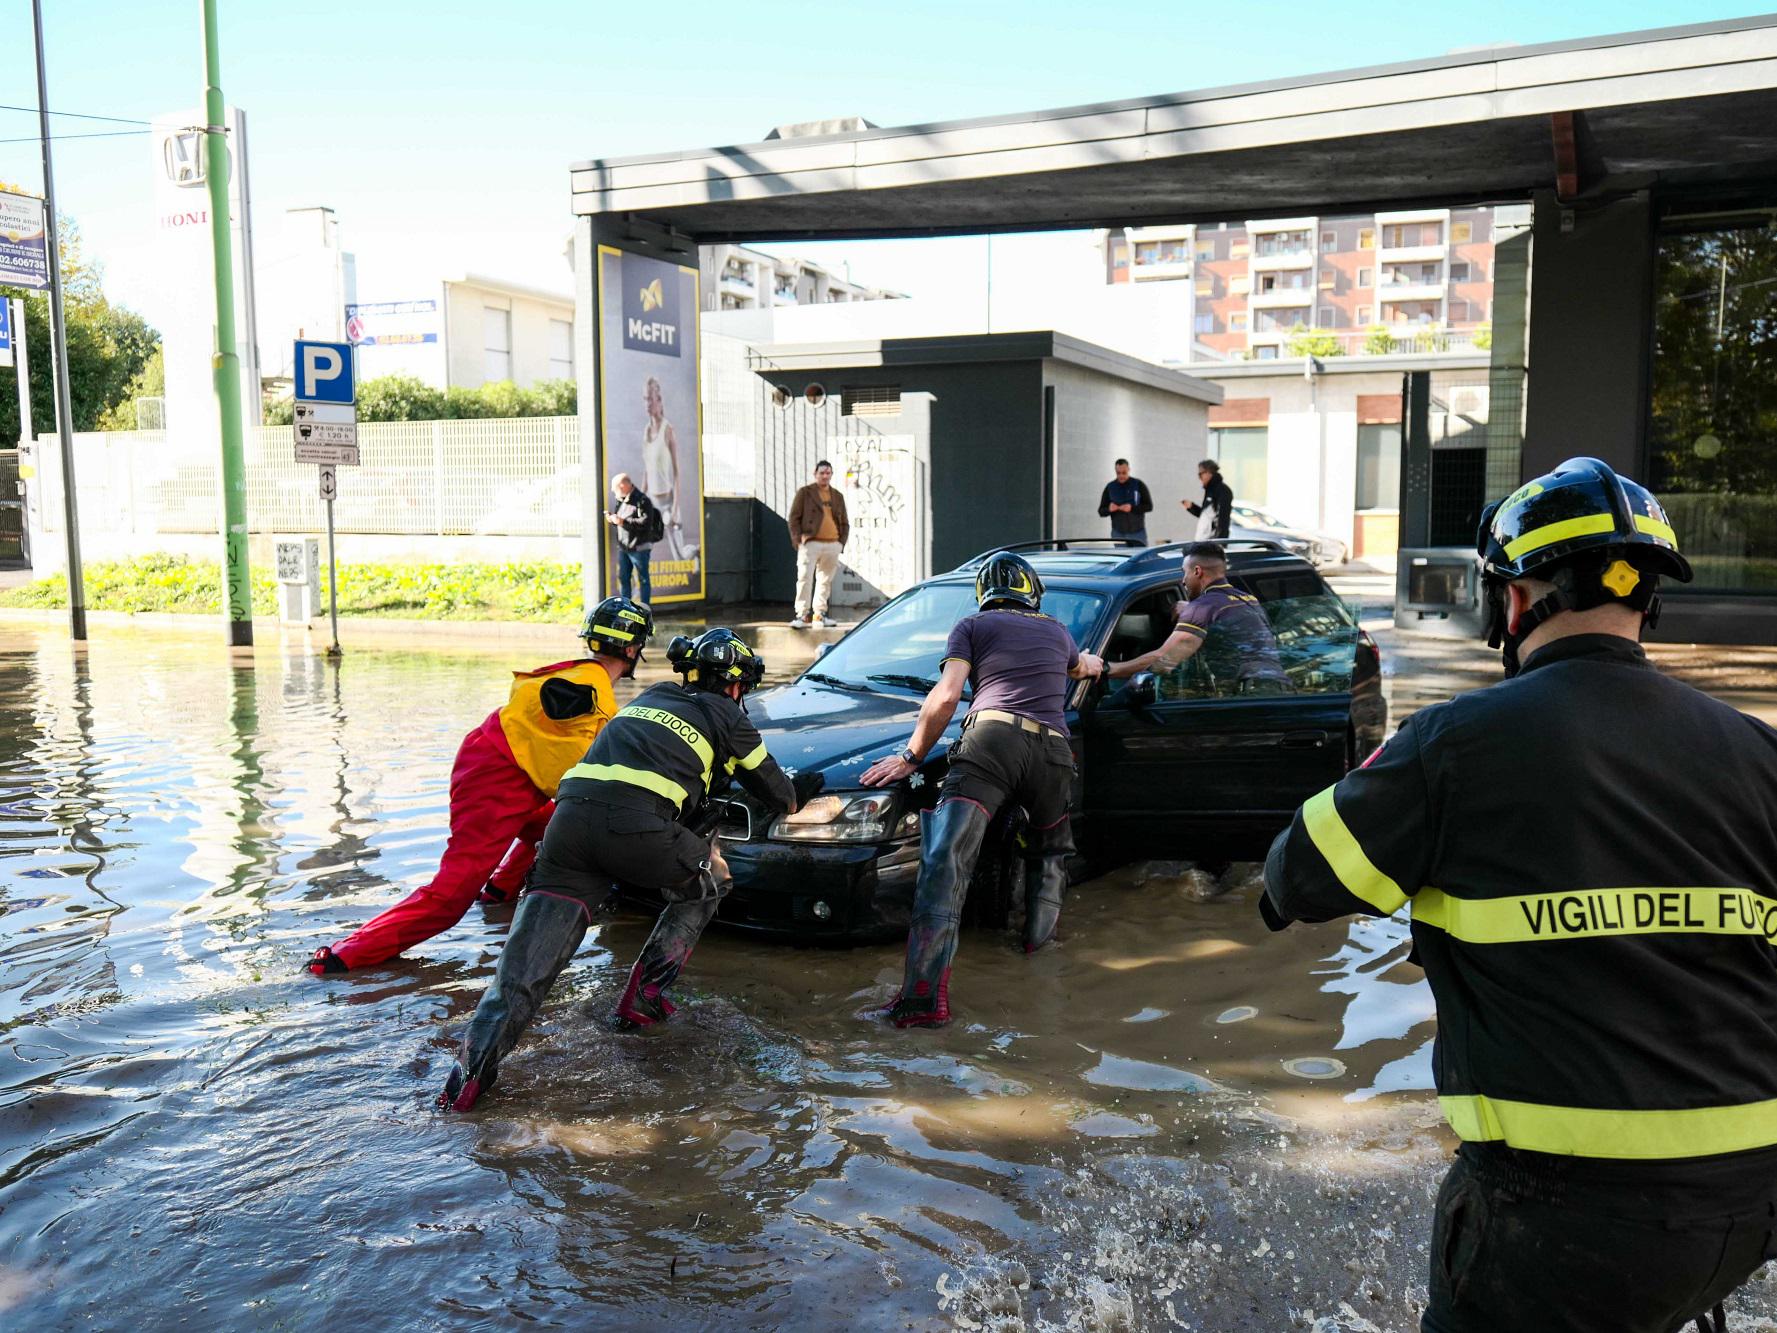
left=439, top=890, right=590, bottom=1111
left=615, top=852, right=732, bottom=1030
left=886, top=799, right=991, bottom=1028
left=1022, top=855, right=1068, bottom=953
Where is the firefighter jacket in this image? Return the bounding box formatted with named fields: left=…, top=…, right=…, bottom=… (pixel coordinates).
left=557, top=680, right=794, bottom=820
left=497, top=659, right=617, bottom=795
left=1263, top=634, right=1777, bottom=1162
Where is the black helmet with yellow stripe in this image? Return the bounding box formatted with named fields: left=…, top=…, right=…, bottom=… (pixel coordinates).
left=581, top=597, right=654, bottom=659
left=976, top=550, right=1043, bottom=612
left=1476, top=457, right=1691, bottom=672
left=666, top=627, right=767, bottom=695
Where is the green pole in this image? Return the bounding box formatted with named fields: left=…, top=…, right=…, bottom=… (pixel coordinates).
left=203, top=0, right=252, bottom=646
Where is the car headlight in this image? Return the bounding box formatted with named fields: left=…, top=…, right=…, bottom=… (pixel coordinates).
left=769, top=791, right=897, bottom=842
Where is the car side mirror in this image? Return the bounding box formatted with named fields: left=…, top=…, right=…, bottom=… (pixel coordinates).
left=1124, top=671, right=1159, bottom=708
left=814, top=641, right=834, bottom=660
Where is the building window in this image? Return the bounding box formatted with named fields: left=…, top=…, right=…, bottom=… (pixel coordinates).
left=1230, top=312, right=1248, bottom=331
left=1357, top=268, right=1373, bottom=288
left=1386, top=299, right=1441, bottom=326
left=548, top=318, right=572, bottom=380
left=1209, top=426, right=1269, bottom=504
left=1356, top=422, right=1403, bottom=512
left=1253, top=230, right=1312, bottom=257
left=1194, top=312, right=1216, bottom=334
left=1320, top=230, right=1335, bottom=248
left=1358, top=228, right=1375, bottom=250
left=1382, top=221, right=1443, bottom=248
left=842, top=384, right=901, bottom=417
left=1452, top=221, right=1473, bottom=244
left=1381, top=261, right=1441, bottom=286
left=1449, top=260, right=1471, bottom=283
left=1316, top=306, right=1341, bottom=329
left=1649, top=219, right=1777, bottom=591
left=1356, top=305, right=1371, bottom=323
left=1195, top=240, right=1216, bottom=261
left=483, top=307, right=512, bottom=382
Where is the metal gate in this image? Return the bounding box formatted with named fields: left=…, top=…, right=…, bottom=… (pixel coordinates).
left=751, top=367, right=928, bottom=607
left=0, top=450, right=25, bottom=566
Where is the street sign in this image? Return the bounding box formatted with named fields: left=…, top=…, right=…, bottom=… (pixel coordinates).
left=318, top=465, right=337, bottom=502
left=295, top=440, right=360, bottom=466
left=294, top=340, right=355, bottom=404
left=293, top=401, right=354, bottom=425
left=295, top=420, right=358, bottom=447
left=0, top=298, right=12, bottom=369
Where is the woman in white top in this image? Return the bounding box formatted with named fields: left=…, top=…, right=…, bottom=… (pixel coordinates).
left=642, top=376, right=679, bottom=546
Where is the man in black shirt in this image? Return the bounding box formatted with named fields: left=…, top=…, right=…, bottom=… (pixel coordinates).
left=1097, top=458, right=1154, bottom=546
left=1182, top=459, right=1233, bottom=540
left=1262, top=458, right=1777, bottom=1332
left=440, top=628, right=796, bottom=1111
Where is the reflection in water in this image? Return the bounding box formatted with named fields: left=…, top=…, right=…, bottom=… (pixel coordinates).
left=1, top=623, right=1772, bottom=1330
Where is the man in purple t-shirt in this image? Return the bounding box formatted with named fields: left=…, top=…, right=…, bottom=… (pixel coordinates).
left=861, top=551, right=1104, bottom=1028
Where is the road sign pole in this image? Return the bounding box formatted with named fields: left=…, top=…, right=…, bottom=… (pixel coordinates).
left=32, top=0, right=86, bottom=641
left=202, top=0, right=252, bottom=647
left=318, top=463, right=340, bottom=656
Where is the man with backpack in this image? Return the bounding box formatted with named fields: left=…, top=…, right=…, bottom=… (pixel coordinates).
left=607, top=472, right=664, bottom=606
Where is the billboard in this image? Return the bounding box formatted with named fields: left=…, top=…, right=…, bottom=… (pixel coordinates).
left=0, top=190, right=49, bottom=291
left=346, top=299, right=439, bottom=346
left=597, top=245, right=703, bottom=602
left=150, top=108, right=260, bottom=464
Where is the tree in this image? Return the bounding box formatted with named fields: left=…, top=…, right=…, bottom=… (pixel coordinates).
left=1473, top=322, right=1493, bottom=351
left=1285, top=323, right=1343, bottom=358
left=1363, top=324, right=1396, bottom=355
left=357, top=374, right=446, bottom=422
left=0, top=185, right=159, bottom=441
left=98, top=348, right=165, bottom=432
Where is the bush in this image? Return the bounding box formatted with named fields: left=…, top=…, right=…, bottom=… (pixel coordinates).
left=1285, top=324, right=1343, bottom=358
left=1363, top=325, right=1396, bottom=356
left=0, top=555, right=584, bottom=623
left=359, top=374, right=447, bottom=422
left=261, top=375, right=577, bottom=426
left=1473, top=322, right=1493, bottom=351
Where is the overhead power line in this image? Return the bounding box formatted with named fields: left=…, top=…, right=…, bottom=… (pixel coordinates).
left=0, top=129, right=149, bottom=145
left=0, top=102, right=150, bottom=126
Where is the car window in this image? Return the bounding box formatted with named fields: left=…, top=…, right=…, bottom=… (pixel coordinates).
left=1156, top=590, right=1358, bottom=701
left=809, top=584, right=1107, bottom=690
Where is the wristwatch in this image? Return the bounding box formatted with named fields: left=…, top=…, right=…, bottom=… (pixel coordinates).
left=899, top=747, right=920, bottom=766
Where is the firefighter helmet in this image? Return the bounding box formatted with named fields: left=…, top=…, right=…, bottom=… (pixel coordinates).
left=666, top=627, right=767, bottom=694
left=580, top=597, right=654, bottom=657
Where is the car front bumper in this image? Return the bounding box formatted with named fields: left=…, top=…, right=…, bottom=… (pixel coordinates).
left=712, top=834, right=920, bottom=943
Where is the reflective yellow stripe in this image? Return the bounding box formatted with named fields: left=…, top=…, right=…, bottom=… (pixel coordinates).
left=1634, top=514, right=1679, bottom=548
left=561, top=763, right=688, bottom=807
left=1174, top=621, right=1207, bottom=639
left=614, top=704, right=712, bottom=769
left=1413, top=886, right=1777, bottom=945
left=1502, top=512, right=1616, bottom=561
left=734, top=741, right=768, bottom=771
left=593, top=625, right=636, bottom=642
left=1301, top=785, right=1407, bottom=915
left=1440, top=1093, right=1777, bottom=1159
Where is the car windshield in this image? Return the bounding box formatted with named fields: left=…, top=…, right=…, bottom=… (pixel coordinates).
left=807, top=584, right=1107, bottom=691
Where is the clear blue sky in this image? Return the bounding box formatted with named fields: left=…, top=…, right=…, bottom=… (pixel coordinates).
left=0, top=0, right=1765, bottom=332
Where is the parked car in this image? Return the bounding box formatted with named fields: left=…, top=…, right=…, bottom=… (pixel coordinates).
left=1230, top=503, right=1349, bottom=567
left=677, top=538, right=1384, bottom=945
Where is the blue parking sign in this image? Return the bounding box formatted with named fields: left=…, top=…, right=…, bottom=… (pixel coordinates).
left=294, top=339, right=355, bottom=404
left=0, top=299, right=12, bottom=366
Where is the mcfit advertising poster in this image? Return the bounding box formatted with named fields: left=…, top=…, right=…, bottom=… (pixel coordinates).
left=597, top=245, right=704, bottom=602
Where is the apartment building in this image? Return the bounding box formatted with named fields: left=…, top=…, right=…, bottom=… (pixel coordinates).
left=701, top=244, right=903, bottom=312
left=1104, top=207, right=1495, bottom=359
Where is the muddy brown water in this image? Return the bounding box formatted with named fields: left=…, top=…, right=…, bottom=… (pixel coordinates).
left=1, top=621, right=1773, bottom=1331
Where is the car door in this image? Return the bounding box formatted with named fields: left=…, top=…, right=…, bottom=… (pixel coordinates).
left=1082, top=572, right=1355, bottom=855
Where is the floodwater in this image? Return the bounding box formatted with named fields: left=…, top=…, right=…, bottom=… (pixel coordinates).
left=1, top=621, right=1773, bottom=1331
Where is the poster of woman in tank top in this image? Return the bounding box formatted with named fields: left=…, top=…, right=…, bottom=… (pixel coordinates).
left=596, top=245, right=705, bottom=601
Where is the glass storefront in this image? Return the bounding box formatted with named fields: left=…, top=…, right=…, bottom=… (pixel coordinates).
left=1649, top=217, right=1777, bottom=592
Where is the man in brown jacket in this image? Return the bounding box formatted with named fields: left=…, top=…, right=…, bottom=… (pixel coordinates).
left=788, top=460, right=849, bottom=628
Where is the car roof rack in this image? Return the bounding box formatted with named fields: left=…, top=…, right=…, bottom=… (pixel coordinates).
left=953, top=536, right=1291, bottom=576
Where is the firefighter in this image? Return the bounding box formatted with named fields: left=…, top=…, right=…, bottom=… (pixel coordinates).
left=861, top=550, right=1104, bottom=1027
left=439, top=627, right=795, bottom=1112
left=307, top=598, right=652, bottom=974
left=1261, top=457, right=1777, bottom=1332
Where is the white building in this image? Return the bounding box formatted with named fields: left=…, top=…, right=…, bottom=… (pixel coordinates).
left=700, top=243, right=902, bottom=312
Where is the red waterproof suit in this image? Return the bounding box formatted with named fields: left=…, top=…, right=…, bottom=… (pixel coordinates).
left=322, top=659, right=616, bottom=970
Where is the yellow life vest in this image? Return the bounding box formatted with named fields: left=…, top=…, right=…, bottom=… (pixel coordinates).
left=498, top=659, right=616, bottom=795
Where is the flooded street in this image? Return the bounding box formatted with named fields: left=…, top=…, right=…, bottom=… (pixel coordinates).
left=2, top=620, right=1774, bottom=1330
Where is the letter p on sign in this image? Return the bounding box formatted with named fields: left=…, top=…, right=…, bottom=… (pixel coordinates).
left=294, top=339, right=355, bottom=405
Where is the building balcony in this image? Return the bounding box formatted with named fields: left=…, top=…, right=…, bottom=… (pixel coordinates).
left=1132, top=258, right=1192, bottom=280
left=1377, top=282, right=1447, bottom=303
left=721, top=272, right=757, bottom=294
left=1251, top=250, right=1314, bottom=271
left=1250, top=287, right=1314, bottom=308
left=1377, top=243, right=1446, bottom=265
left=1246, top=326, right=1289, bottom=343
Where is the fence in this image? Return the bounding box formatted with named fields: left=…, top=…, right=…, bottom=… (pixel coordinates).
left=29, top=416, right=759, bottom=549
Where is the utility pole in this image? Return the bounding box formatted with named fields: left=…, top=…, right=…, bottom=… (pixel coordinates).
left=203, top=0, right=252, bottom=646
left=32, top=0, right=86, bottom=641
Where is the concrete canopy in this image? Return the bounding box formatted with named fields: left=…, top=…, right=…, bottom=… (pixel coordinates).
left=571, top=16, right=1777, bottom=240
